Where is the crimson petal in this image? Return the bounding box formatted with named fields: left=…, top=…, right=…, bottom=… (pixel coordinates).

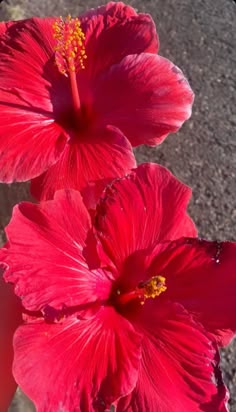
left=30, top=126, right=136, bottom=206
left=13, top=307, right=141, bottom=412
left=0, top=17, right=56, bottom=91
left=148, top=238, right=236, bottom=346
left=0, top=17, right=70, bottom=182
left=0, top=89, right=67, bottom=182
left=95, top=163, right=196, bottom=271
left=0, top=21, right=13, bottom=35
left=94, top=53, right=194, bottom=146
left=3, top=190, right=111, bottom=311
left=119, top=303, right=229, bottom=412
left=80, top=2, right=158, bottom=80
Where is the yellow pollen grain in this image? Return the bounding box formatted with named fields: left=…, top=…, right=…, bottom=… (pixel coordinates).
left=52, top=15, right=87, bottom=76
left=141, top=275, right=167, bottom=304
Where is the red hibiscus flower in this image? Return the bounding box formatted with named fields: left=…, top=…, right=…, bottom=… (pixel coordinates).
left=1, top=163, right=234, bottom=411
left=0, top=2, right=194, bottom=204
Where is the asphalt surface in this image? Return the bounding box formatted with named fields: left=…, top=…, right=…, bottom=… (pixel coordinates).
left=0, top=0, right=236, bottom=410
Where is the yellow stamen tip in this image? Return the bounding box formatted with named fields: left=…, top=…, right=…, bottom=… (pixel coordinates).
left=142, top=275, right=167, bottom=303
left=53, top=15, right=87, bottom=76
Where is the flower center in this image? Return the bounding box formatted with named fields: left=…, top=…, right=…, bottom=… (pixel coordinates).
left=116, top=276, right=167, bottom=306
left=53, top=15, right=87, bottom=117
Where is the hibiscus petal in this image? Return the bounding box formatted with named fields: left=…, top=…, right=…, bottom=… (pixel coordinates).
left=119, top=302, right=229, bottom=412
left=0, top=17, right=56, bottom=92
left=0, top=89, right=67, bottom=182
left=0, top=22, right=6, bottom=35
left=81, top=2, right=139, bottom=21
left=95, top=163, right=196, bottom=271
left=94, top=53, right=194, bottom=146
left=30, top=126, right=136, bottom=207
left=0, top=272, right=22, bottom=410
left=2, top=190, right=111, bottom=311
left=80, top=2, right=158, bottom=79
left=0, top=21, right=10, bottom=35
left=0, top=17, right=72, bottom=182
left=13, top=307, right=141, bottom=411
left=0, top=17, right=73, bottom=114
left=148, top=237, right=236, bottom=346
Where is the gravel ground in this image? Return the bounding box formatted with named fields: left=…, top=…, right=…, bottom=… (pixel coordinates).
left=0, top=0, right=236, bottom=410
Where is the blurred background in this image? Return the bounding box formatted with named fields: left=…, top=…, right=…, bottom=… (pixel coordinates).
left=0, top=0, right=235, bottom=410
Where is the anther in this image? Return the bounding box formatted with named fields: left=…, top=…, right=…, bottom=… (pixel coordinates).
left=53, top=15, right=87, bottom=76
left=116, top=276, right=167, bottom=306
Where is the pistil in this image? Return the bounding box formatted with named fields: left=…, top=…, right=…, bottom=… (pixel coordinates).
left=116, top=276, right=167, bottom=306
left=69, top=70, right=81, bottom=115
left=53, top=16, right=87, bottom=117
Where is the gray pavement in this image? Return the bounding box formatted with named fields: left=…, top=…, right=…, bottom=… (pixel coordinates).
left=0, top=0, right=236, bottom=410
